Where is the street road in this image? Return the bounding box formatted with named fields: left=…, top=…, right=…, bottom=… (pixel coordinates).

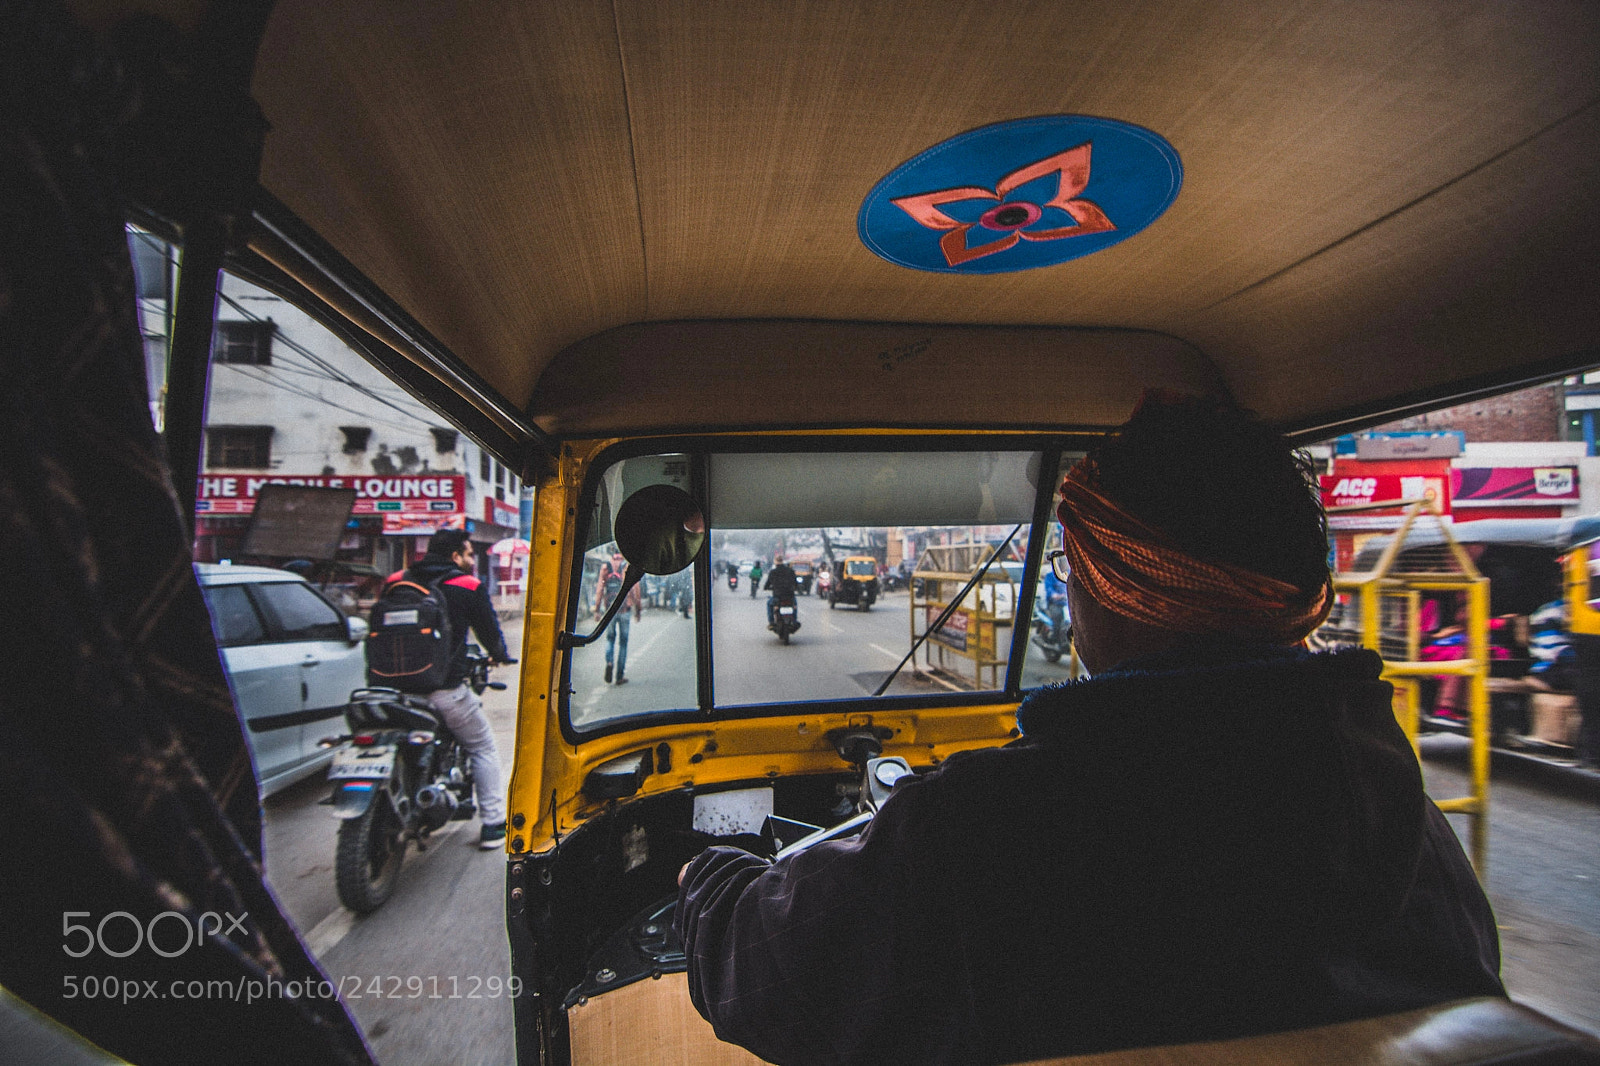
left=259, top=608, right=1597, bottom=1066
left=263, top=619, right=523, bottom=1066
left=1420, top=736, right=1600, bottom=1035
left=570, top=580, right=1075, bottom=728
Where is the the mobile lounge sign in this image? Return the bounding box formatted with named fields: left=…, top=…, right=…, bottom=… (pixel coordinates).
left=196, top=474, right=466, bottom=515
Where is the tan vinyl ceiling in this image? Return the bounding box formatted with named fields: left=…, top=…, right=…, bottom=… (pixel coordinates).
left=249, top=0, right=1600, bottom=436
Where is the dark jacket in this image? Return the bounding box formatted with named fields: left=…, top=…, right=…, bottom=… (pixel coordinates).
left=674, top=645, right=1503, bottom=1066
left=765, top=563, right=799, bottom=597
left=402, top=556, right=509, bottom=686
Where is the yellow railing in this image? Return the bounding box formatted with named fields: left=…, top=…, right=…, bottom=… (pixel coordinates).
left=1325, top=498, right=1491, bottom=877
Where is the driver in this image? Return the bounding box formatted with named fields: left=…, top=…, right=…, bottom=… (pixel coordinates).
left=674, top=392, right=1503, bottom=1065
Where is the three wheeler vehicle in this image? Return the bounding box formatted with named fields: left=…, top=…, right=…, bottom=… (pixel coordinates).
left=827, top=555, right=882, bottom=611
left=6, top=1, right=1600, bottom=1065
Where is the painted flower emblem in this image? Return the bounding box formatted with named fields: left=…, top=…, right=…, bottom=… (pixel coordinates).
left=889, top=142, right=1115, bottom=267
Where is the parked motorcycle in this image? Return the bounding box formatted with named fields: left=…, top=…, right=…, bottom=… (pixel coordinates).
left=325, top=647, right=507, bottom=913
left=769, top=591, right=801, bottom=644
left=1031, top=600, right=1070, bottom=664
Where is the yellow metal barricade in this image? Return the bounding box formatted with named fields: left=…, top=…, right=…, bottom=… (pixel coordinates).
left=910, top=541, right=1016, bottom=690
left=1321, top=499, right=1491, bottom=877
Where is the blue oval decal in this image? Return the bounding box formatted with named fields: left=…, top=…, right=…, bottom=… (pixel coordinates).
left=859, top=116, right=1182, bottom=274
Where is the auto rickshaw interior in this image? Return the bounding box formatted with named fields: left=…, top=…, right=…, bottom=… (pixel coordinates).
left=7, top=0, right=1600, bottom=1064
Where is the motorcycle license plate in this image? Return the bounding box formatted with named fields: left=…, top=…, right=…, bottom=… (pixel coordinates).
left=330, top=744, right=396, bottom=780
left=778, top=607, right=795, bottom=615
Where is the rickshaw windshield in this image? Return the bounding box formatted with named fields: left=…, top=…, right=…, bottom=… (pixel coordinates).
left=565, top=443, right=1070, bottom=733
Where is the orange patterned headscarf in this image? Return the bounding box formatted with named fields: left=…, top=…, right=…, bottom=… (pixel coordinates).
left=1057, top=456, right=1332, bottom=644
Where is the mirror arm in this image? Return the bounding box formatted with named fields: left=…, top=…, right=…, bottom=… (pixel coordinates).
left=557, top=565, right=643, bottom=649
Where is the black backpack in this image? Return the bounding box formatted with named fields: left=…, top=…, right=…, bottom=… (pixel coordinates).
left=366, top=576, right=453, bottom=692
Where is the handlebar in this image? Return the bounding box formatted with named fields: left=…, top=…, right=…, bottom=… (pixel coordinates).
left=463, top=651, right=516, bottom=693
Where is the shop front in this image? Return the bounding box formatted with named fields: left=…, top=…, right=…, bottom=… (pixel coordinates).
left=194, top=473, right=469, bottom=574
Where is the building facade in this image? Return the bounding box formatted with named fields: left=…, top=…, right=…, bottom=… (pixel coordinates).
left=182, top=268, right=525, bottom=584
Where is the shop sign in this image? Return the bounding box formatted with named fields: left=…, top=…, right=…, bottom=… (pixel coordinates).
left=485, top=497, right=520, bottom=528
left=1452, top=466, right=1579, bottom=506
left=381, top=513, right=467, bottom=535
left=196, top=474, right=465, bottom=515
left=1319, top=474, right=1450, bottom=531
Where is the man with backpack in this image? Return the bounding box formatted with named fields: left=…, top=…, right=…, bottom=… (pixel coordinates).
left=372, top=528, right=512, bottom=850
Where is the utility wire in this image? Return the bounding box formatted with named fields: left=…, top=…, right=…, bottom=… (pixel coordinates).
left=129, top=229, right=445, bottom=427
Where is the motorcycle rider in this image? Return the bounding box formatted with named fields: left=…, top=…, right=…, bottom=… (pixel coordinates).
left=1042, top=561, right=1069, bottom=645
left=749, top=558, right=763, bottom=599
left=764, top=554, right=799, bottom=630
left=389, top=528, right=511, bottom=850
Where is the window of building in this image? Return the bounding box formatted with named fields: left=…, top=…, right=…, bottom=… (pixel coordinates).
left=480, top=451, right=491, bottom=482
left=213, top=320, right=274, bottom=365
left=339, top=426, right=372, bottom=453
left=206, top=426, right=272, bottom=468
left=430, top=427, right=458, bottom=453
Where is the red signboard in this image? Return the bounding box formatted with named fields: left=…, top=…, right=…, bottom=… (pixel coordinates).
left=925, top=605, right=970, bottom=652
left=485, top=497, right=520, bottom=529
left=1319, top=474, right=1451, bottom=531
left=196, top=474, right=465, bottom=516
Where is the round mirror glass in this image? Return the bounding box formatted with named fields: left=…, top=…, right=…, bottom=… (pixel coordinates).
left=613, top=484, right=706, bottom=575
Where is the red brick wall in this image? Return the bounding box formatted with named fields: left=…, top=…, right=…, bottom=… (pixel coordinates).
left=1376, top=383, right=1564, bottom=442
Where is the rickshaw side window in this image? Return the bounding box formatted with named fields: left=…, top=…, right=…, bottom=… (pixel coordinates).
left=1019, top=452, right=1086, bottom=689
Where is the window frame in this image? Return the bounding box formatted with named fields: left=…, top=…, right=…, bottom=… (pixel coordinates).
left=212, top=319, right=275, bottom=365
left=205, top=425, right=273, bottom=468
left=558, top=433, right=1085, bottom=744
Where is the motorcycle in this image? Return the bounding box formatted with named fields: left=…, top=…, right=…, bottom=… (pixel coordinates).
left=769, top=591, right=801, bottom=645
left=727, top=567, right=739, bottom=591
left=324, top=647, right=508, bottom=913
left=1031, top=599, right=1071, bottom=664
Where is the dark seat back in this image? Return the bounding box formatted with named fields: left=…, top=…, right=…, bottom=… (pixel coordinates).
left=1020, top=998, right=1600, bottom=1066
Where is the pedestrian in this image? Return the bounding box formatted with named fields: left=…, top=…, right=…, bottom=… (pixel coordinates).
left=596, top=554, right=642, bottom=684
left=388, top=529, right=512, bottom=850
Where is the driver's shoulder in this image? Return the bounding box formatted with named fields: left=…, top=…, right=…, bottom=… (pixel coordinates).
left=900, top=742, right=1042, bottom=805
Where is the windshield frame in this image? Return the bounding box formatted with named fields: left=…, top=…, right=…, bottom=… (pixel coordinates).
left=558, top=433, right=1084, bottom=743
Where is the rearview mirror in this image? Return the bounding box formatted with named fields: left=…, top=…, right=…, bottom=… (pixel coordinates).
left=557, top=485, right=706, bottom=649
left=613, top=483, right=706, bottom=575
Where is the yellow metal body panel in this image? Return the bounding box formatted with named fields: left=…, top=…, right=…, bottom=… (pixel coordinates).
left=503, top=433, right=1034, bottom=855
left=1566, top=543, right=1600, bottom=637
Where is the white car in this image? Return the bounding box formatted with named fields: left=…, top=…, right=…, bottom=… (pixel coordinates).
left=196, top=564, right=370, bottom=797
